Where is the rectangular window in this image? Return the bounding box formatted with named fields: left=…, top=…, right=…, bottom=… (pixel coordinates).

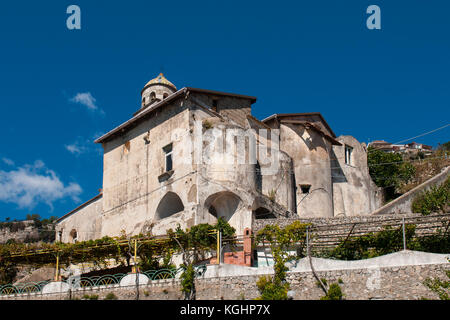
left=163, top=143, right=173, bottom=172
left=345, top=145, right=353, bottom=165
left=212, top=99, right=218, bottom=112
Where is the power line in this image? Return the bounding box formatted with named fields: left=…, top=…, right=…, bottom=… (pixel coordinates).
left=368, top=122, right=450, bottom=152
left=392, top=123, right=450, bottom=145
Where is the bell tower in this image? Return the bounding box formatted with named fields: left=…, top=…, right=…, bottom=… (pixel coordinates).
left=139, top=73, right=177, bottom=113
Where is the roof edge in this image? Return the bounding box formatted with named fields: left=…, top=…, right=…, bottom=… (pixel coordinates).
left=56, top=193, right=103, bottom=223
left=186, top=87, right=257, bottom=103
left=95, top=87, right=257, bottom=144
left=262, top=113, right=336, bottom=138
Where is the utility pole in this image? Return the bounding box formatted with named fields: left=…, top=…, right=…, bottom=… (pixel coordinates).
left=402, top=218, right=406, bottom=251
left=216, top=229, right=221, bottom=264
left=54, top=253, right=60, bottom=282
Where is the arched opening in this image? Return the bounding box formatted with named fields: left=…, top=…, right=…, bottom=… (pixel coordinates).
left=155, top=192, right=184, bottom=220
left=69, top=229, right=78, bottom=243
left=253, top=207, right=276, bottom=219
left=150, top=91, right=156, bottom=100
left=205, top=191, right=240, bottom=222
left=163, top=92, right=169, bottom=99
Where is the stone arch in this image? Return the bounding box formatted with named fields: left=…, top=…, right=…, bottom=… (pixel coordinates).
left=155, top=192, right=184, bottom=220
left=253, top=207, right=276, bottom=219
left=150, top=91, right=156, bottom=100
left=205, top=191, right=241, bottom=222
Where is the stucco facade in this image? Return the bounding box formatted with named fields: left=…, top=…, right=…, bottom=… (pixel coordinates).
left=56, top=74, right=383, bottom=242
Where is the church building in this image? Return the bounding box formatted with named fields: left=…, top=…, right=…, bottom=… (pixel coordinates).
left=55, top=74, right=383, bottom=243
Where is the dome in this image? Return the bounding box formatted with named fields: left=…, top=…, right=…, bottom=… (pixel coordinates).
left=139, top=73, right=177, bottom=110
left=143, top=73, right=177, bottom=92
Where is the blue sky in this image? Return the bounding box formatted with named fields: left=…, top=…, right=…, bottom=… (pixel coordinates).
left=0, top=0, right=449, bottom=221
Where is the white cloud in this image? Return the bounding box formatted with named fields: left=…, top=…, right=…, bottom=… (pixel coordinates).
left=1, top=158, right=14, bottom=166
left=0, top=160, right=82, bottom=210
left=65, top=136, right=102, bottom=156
left=70, top=92, right=104, bottom=114
left=65, top=142, right=88, bottom=155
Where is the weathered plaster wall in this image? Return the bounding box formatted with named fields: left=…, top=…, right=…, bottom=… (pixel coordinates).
left=195, top=116, right=259, bottom=235
left=332, top=136, right=384, bottom=216
left=56, top=196, right=103, bottom=242
left=101, top=100, right=196, bottom=237
left=190, top=93, right=252, bottom=128
left=279, top=123, right=334, bottom=217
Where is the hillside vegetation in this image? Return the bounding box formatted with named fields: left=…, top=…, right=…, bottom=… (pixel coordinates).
left=368, top=146, right=450, bottom=203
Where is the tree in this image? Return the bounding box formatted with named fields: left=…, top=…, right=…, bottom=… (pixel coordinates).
left=437, top=141, right=450, bottom=153
left=167, top=218, right=236, bottom=300
left=255, top=221, right=309, bottom=300
left=367, top=147, right=416, bottom=201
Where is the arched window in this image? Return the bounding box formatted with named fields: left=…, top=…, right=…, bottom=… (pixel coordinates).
left=150, top=91, right=156, bottom=100
left=155, top=192, right=184, bottom=220
left=205, top=191, right=240, bottom=222
left=163, top=92, right=169, bottom=99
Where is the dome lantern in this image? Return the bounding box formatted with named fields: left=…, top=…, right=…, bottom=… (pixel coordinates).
left=140, top=73, right=177, bottom=109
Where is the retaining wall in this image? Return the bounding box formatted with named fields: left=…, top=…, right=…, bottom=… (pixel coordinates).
left=2, top=251, right=448, bottom=300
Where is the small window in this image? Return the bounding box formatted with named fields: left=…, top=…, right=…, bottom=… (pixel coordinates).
left=212, top=99, right=218, bottom=112
left=163, top=93, right=169, bottom=99
left=300, top=184, right=311, bottom=194
left=142, top=97, right=146, bottom=106
left=150, top=91, right=156, bottom=100
left=163, top=143, right=173, bottom=172
left=345, top=145, right=353, bottom=165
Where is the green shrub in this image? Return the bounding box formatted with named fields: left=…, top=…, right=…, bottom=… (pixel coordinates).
left=255, top=222, right=309, bottom=300
left=180, top=264, right=195, bottom=299
left=367, top=147, right=416, bottom=201
left=325, top=225, right=416, bottom=260
left=411, top=177, right=450, bottom=215
left=423, top=270, right=449, bottom=300
left=202, top=120, right=213, bottom=130
left=268, top=189, right=276, bottom=201
left=410, top=231, right=450, bottom=253
left=320, top=283, right=343, bottom=300
left=104, top=293, right=118, bottom=300
left=255, top=275, right=289, bottom=300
